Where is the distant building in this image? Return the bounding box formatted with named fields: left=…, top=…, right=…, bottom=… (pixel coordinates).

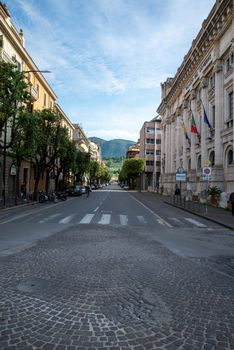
left=139, top=116, right=162, bottom=190
left=73, top=124, right=90, bottom=153
left=89, top=141, right=101, bottom=162
left=126, top=141, right=140, bottom=159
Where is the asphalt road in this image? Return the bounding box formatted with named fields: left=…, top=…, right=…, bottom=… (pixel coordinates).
left=0, top=185, right=234, bottom=349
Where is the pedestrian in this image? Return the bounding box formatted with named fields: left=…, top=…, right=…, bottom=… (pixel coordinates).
left=174, top=185, right=180, bottom=196
left=229, top=191, right=234, bottom=216
left=85, top=185, right=91, bottom=197
left=21, top=183, right=26, bottom=200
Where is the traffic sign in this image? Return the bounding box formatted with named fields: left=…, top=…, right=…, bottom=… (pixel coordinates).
left=202, top=167, right=211, bottom=176
left=176, top=173, right=186, bottom=181
left=204, top=159, right=210, bottom=166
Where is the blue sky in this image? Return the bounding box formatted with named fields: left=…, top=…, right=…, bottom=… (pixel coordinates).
left=7, top=0, right=214, bottom=141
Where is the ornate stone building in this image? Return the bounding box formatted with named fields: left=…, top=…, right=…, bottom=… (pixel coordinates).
left=157, top=0, right=234, bottom=196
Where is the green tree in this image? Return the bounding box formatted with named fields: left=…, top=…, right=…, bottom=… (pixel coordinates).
left=56, top=139, right=77, bottom=189
left=23, top=108, right=63, bottom=194
left=89, top=160, right=100, bottom=184
left=119, top=158, right=144, bottom=188
left=75, top=151, right=91, bottom=184
left=0, top=62, right=30, bottom=147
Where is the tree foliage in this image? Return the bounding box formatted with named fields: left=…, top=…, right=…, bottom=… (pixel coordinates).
left=75, top=151, right=91, bottom=183
left=0, top=61, right=30, bottom=148
left=119, top=158, right=144, bottom=183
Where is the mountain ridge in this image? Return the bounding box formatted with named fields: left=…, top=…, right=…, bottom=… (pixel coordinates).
left=89, top=137, right=135, bottom=158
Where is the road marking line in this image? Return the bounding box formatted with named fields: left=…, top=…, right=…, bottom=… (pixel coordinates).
left=94, top=206, right=99, bottom=212
left=119, top=214, right=128, bottom=226
left=129, top=194, right=172, bottom=228
left=168, top=217, right=182, bottom=223
left=184, top=218, right=207, bottom=228
left=0, top=200, right=71, bottom=224
left=59, top=215, right=74, bottom=224
left=137, top=216, right=147, bottom=224
left=80, top=214, right=94, bottom=224
left=98, top=214, right=111, bottom=225
left=39, top=213, right=61, bottom=223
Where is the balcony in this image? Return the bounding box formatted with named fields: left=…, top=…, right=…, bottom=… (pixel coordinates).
left=27, top=85, right=38, bottom=101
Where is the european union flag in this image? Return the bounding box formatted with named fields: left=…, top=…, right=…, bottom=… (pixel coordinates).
left=203, top=105, right=212, bottom=129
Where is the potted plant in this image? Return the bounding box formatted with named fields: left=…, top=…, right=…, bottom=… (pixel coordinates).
left=207, top=186, right=222, bottom=206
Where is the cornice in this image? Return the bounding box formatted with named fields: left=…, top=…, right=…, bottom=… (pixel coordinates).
left=161, top=0, right=233, bottom=105
left=0, top=16, right=57, bottom=99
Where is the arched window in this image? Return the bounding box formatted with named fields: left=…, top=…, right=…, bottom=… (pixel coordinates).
left=197, top=155, right=201, bottom=169
left=227, top=149, right=233, bottom=165
left=209, top=151, right=215, bottom=167
left=188, top=158, right=191, bottom=170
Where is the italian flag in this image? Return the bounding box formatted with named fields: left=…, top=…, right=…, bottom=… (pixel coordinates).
left=191, top=115, right=198, bottom=134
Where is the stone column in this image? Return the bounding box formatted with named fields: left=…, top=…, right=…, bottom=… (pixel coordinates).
left=214, top=60, right=223, bottom=166
left=201, top=77, right=209, bottom=166
left=182, top=103, right=188, bottom=171
left=190, top=90, right=197, bottom=171
left=171, top=119, right=176, bottom=173
left=161, top=123, right=165, bottom=176
left=231, top=40, right=234, bottom=162
left=176, top=115, right=181, bottom=169
left=165, top=123, right=169, bottom=174
left=168, top=123, right=172, bottom=173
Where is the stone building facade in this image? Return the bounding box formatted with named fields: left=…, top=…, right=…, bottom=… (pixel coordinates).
left=157, top=0, right=234, bottom=196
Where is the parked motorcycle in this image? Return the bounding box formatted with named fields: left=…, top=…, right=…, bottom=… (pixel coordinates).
left=55, top=191, right=67, bottom=201
left=38, top=191, right=48, bottom=203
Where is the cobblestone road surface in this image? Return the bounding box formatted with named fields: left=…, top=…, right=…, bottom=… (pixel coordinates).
left=0, top=224, right=234, bottom=350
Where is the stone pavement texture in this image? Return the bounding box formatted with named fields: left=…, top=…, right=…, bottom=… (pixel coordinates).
left=0, top=224, right=234, bottom=350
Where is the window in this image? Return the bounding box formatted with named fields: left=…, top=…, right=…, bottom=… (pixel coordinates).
left=227, top=149, right=233, bottom=165
left=156, top=150, right=161, bottom=155
left=146, top=128, right=155, bottom=134
left=156, top=139, right=161, bottom=144
left=146, top=138, right=154, bottom=144
left=146, top=161, right=154, bottom=166
left=44, top=93, right=47, bottom=107
left=229, top=91, right=233, bottom=120
left=146, top=151, right=154, bottom=155
left=212, top=105, right=215, bottom=128
left=210, top=74, right=215, bottom=88
left=156, top=161, right=161, bottom=166
left=226, top=57, right=232, bottom=74
left=36, top=84, right=40, bottom=98
left=209, top=151, right=215, bottom=167
left=197, top=155, right=201, bottom=169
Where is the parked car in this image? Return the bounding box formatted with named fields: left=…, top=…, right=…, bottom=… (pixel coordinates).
left=67, top=185, right=82, bottom=196
left=123, top=185, right=130, bottom=190
left=80, top=186, right=86, bottom=195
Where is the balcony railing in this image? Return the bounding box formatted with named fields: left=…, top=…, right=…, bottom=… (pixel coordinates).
left=27, top=85, right=38, bottom=101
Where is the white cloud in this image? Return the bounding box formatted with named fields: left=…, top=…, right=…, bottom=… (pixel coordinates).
left=9, top=0, right=214, bottom=141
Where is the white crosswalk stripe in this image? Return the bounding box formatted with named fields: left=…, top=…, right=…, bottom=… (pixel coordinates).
left=119, top=214, right=128, bottom=226
left=59, top=215, right=74, bottom=224
left=137, top=216, right=147, bottom=224
left=98, top=214, right=111, bottom=225
left=39, top=213, right=61, bottom=223
left=80, top=214, right=94, bottom=224
left=184, top=218, right=207, bottom=228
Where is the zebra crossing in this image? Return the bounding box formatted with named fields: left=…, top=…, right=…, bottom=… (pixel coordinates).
left=1, top=211, right=209, bottom=228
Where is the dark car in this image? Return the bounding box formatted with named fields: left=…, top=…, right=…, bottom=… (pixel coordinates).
left=67, top=185, right=82, bottom=196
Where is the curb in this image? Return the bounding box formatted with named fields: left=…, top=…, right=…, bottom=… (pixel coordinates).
left=164, top=201, right=234, bottom=231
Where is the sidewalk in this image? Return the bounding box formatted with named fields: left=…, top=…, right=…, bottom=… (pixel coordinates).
left=163, top=195, right=234, bottom=230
